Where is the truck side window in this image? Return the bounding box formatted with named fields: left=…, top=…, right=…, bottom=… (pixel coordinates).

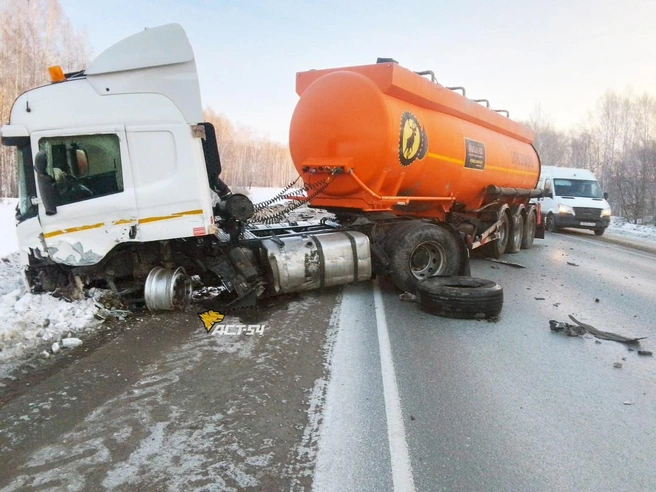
left=38, top=134, right=123, bottom=206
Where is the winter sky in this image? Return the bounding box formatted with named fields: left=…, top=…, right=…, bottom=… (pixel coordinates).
left=58, top=0, right=656, bottom=143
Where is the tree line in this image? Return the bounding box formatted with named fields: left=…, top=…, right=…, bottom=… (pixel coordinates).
left=526, top=92, right=656, bottom=224
left=0, top=0, right=299, bottom=199
left=1, top=0, right=654, bottom=223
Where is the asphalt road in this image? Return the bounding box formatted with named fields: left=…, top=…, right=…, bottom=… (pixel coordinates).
left=1, top=229, right=654, bottom=491
left=314, top=230, right=656, bottom=491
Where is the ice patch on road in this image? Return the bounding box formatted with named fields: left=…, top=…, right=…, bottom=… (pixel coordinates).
left=1, top=329, right=268, bottom=492
left=287, top=291, right=342, bottom=486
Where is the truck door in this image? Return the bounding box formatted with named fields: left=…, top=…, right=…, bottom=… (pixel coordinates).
left=32, top=128, right=138, bottom=267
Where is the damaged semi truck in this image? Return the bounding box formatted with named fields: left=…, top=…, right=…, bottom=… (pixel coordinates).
left=1, top=24, right=543, bottom=313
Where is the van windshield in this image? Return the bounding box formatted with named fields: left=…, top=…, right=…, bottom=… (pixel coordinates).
left=553, top=179, right=603, bottom=198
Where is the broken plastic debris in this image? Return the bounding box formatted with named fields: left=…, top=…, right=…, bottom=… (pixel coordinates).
left=51, top=342, right=60, bottom=354
left=62, top=337, right=83, bottom=348
left=550, top=316, right=646, bottom=344
left=41, top=350, right=50, bottom=358
left=399, top=292, right=417, bottom=302
left=638, top=350, right=653, bottom=357
left=613, top=362, right=623, bottom=369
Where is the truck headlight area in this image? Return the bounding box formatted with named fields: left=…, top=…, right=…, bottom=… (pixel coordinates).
left=601, top=208, right=611, bottom=217
left=558, top=204, right=574, bottom=215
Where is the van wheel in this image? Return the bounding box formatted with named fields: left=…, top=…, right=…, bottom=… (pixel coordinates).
left=521, top=211, right=537, bottom=249
left=385, top=223, right=461, bottom=294
left=506, top=213, right=524, bottom=254
left=417, top=276, right=503, bottom=319
left=545, top=213, right=558, bottom=232
left=594, top=228, right=605, bottom=236
left=482, top=212, right=509, bottom=259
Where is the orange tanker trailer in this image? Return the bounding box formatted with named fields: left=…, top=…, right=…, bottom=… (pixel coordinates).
left=288, top=59, right=544, bottom=293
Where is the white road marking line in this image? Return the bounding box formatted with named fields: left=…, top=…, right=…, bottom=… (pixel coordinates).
left=560, top=234, right=656, bottom=259
left=373, top=280, right=416, bottom=492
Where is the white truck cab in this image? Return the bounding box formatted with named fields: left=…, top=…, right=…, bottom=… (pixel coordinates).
left=536, top=166, right=611, bottom=236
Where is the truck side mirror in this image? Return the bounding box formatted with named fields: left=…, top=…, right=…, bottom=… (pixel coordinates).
left=34, top=151, right=58, bottom=215
left=603, top=192, right=609, bottom=200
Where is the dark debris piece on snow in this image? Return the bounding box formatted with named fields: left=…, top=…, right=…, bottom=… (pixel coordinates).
left=638, top=350, right=653, bottom=357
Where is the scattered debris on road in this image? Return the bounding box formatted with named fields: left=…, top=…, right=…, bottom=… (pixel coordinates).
left=534, top=297, right=546, bottom=301
left=613, top=362, right=623, bottom=369
left=62, top=337, right=83, bottom=349
left=566, top=262, right=579, bottom=267
left=399, top=292, right=418, bottom=302
left=549, top=315, right=647, bottom=344
left=624, top=401, right=633, bottom=406
left=485, top=258, right=526, bottom=268
left=638, top=350, right=653, bottom=357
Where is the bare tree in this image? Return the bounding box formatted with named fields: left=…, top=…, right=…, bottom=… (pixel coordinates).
left=203, top=108, right=299, bottom=189
left=0, top=0, right=89, bottom=197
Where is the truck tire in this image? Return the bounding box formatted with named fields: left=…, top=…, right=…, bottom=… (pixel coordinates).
left=594, top=228, right=605, bottom=236
left=482, top=212, right=509, bottom=259
left=385, top=223, right=461, bottom=294
left=417, top=276, right=503, bottom=319
left=545, top=213, right=558, bottom=232
left=506, top=213, right=524, bottom=254
left=521, top=210, right=537, bottom=249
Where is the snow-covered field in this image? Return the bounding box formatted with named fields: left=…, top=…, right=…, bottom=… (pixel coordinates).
left=1, top=191, right=655, bottom=379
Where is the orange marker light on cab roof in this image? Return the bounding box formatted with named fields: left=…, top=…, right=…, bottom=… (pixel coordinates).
left=48, top=66, right=65, bottom=83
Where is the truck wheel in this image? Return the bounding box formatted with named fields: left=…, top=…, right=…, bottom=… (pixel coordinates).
left=417, top=276, right=503, bottom=319
left=482, top=212, right=509, bottom=259
left=386, top=223, right=461, bottom=294
left=506, top=213, right=524, bottom=254
left=521, top=211, right=537, bottom=249
left=594, top=228, right=605, bottom=236
left=545, top=213, right=558, bottom=232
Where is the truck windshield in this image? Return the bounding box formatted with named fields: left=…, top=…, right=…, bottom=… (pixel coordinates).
left=553, top=179, right=603, bottom=199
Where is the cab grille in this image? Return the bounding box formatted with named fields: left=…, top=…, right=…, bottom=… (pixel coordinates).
left=574, top=207, right=601, bottom=219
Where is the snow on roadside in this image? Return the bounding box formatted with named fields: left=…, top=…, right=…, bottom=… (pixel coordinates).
left=1, top=199, right=103, bottom=379
left=607, top=216, right=656, bottom=242
left=0, top=198, right=19, bottom=258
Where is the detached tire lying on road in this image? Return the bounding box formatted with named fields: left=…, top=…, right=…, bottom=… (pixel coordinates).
left=417, top=276, right=503, bottom=319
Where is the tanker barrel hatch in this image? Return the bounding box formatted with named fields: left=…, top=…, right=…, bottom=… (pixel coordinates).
left=415, top=70, right=437, bottom=83
left=494, top=109, right=510, bottom=118
left=376, top=57, right=398, bottom=64
left=447, top=86, right=466, bottom=96
left=473, top=99, right=490, bottom=108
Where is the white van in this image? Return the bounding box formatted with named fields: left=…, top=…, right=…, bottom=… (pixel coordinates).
left=536, top=166, right=611, bottom=236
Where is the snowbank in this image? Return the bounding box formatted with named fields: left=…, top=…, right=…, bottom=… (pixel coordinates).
left=0, top=198, right=19, bottom=258
left=1, top=198, right=103, bottom=378
left=607, top=216, right=656, bottom=242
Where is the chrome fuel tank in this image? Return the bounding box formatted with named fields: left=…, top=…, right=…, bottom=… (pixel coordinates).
left=261, top=231, right=372, bottom=295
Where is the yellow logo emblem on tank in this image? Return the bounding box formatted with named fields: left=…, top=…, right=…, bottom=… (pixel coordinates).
left=398, top=112, right=428, bottom=167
